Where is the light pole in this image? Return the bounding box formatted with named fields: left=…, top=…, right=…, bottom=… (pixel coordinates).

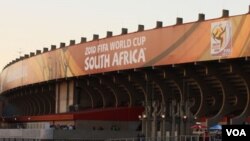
left=160, top=113, right=166, bottom=141
left=138, top=113, right=147, bottom=137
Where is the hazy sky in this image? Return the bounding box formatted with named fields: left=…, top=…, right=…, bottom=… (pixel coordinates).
left=0, top=0, right=249, bottom=71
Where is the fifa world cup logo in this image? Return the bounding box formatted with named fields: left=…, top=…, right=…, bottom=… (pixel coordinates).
left=212, top=24, right=226, bottom=48
left=211, top=21, right=232, bottom=56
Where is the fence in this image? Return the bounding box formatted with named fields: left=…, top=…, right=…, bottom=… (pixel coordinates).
left=0, top=139, right=104, bottom=141
left=0, top=134, right=221, bottom=141
left=0, top=137, right=222, bottom=141
left=107, top=136, right=222, bottom=141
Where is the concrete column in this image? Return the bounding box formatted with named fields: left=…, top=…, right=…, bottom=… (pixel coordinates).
left=161, top=118, right=166, bottom=140
left=74, top=81, right=81, bottom=107
left=198, top=13, right=205, bottom=21
left=156, top=21, right=163, bottom=28
left=55, top=80, right=74, bottom=113
left=55, top=83, right=60, bottom=113
left=106, top=31, right=113, bottom=37
left=184, top=101, right=194, bottom=135
left=70, top=40, right=75, bottom=45
left=160, top=104, right=166, bottom=140
left=145, top=80, right=153, bottom=139
left=151, top=101, right=158, bottom=139
left=179, top=102, right=185, bottom=135
left=0, top=99, right=4, bottom=116
left=141, top=113, right=146, bottom=135
left=81, top=37, right=87, bottom=43
left=176, top=17, right=183, bottom=25
left=146, top=106, right=152, bottom=139
left=93, top=34, right=99, bottom=40
left=222, top=9, right=229, bottom=17
left=121, top=28, right=128, bottom=34
left=138, top=25, right=144, bottom=32
left=170, top=100, right=177, bottom=137
left=68, top=80, right=74, bottom=109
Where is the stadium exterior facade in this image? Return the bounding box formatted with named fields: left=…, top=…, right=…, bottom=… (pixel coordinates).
left=0, top=7, right=250, bottom=140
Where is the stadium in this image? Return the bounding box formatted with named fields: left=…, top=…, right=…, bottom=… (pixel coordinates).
left=0, top=6, right=250, bottom=140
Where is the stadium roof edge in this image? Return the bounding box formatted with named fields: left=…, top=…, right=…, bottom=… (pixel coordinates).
left=2, top=7, right=250, bottom=71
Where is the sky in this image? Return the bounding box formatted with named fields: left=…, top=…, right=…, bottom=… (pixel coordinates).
left=0, top=0, right=249, bottom=71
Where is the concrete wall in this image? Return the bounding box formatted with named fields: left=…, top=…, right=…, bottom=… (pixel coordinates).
left=75, top=120, right=140, bottom=131
left=53, top=130, right=139, bottom=140
left=0, top=129, right=53, bottom=139
left=0, top=129, right=139, bottom=140
left=0, top=119, right=139, bottom=140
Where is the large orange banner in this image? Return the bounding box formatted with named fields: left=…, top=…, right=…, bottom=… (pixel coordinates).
left=1, top=14, right=250, bottom=92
